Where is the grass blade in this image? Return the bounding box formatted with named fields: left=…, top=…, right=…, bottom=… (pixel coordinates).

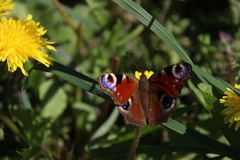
left=113, top=0, right=209, bottom=84
left=162, top=119, right=240, bottom=159
left=90, top=145, right=210, bottom=159
left=33, top=62, right=111, bottom=101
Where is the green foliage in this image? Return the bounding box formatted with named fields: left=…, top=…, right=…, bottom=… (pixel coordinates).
left=17, top=146, right=42, bottom=159
left=1, top=0, right=240, bottom=160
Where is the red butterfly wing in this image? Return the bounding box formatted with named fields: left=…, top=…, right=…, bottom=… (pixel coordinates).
left=149, top=63, right=192, bottom=97
left=147, top=63, right=192, bottom=124
left=99, top=73, right=137, bottom=105
left=99, top=73, right=147, bottom=125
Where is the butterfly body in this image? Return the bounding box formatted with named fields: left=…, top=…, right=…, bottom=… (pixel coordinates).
left=99, top=63, right=192, bottom=126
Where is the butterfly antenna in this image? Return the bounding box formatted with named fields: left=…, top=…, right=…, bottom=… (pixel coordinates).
left=126, top=51, right=140, bottom=71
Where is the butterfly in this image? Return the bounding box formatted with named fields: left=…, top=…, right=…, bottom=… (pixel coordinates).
left=98, top=62, right=192, bottom=126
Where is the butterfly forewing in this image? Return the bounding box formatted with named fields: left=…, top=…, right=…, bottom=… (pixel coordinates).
left=99, top=73, right=138, bottom=105
left=99, top=73, right=147, bottom=125
left=149, top=63, right=192, bottom=97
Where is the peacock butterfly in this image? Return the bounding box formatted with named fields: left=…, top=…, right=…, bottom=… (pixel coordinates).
left=98, top=62, right=192, bottom=126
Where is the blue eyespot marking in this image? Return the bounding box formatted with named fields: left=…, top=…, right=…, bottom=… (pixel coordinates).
left=122, top=99, right=131, bottom=110
left=161, top=96, right=173, bottom=109
left=101, top=74, right=116, bottom=89
left=173, top=63, right=191, bottom=79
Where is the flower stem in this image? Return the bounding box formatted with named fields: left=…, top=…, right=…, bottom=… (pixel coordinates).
left=127, top=126, right=142, bottom=160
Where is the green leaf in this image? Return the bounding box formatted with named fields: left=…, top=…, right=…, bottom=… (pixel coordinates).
left=10, top=109, right=51, bottom=146
left=21, top=87, right=32, bottom=109
left=162, top=119, right=240, bottom=159
left=91, top=108, right=119, bottom=140
left=211, top=102, right=240, bottom=150
left=17, top=146, right=42, bottom=159
left=90, top=144, right=226, bottom=159
left=218, top=77, right=240, bottom=96
left=33, top=62, right=111, bottom=101
left=197, top=68, right=228, bottom=93
left=188, top=81, right=206, bottom=109
left=89, top=125, right=161, bottom=149
left=39, top=79, right=67, bottom=122
left=189, top=81, right=240, bottom=152
left=112, top=0, right=207, bottom=84
left=111, top=125, right=161, bottom=145
left=117, top=25, right=145, bottom=47
left=113, top=0, right=192, bottom=64
left=197, top=83, right=217, bottom=110
left=189, top=81, right=240, bottom=151
left=112, top=0, right=233, bottom=95
left=21, top=0, right=100, bottom=30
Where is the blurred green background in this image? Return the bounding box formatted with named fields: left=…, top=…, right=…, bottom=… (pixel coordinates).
left=1, top=0, right=240, bottom=159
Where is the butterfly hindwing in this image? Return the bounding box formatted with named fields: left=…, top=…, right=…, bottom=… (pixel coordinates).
left=118, top=91, right=147, bottom=125
left=148, top=92, right=176, bottom=124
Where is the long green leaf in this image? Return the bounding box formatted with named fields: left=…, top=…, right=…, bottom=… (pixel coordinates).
left=162, top=119, right=240, bottom=159
left=90, top=118, right=240, bottom=159
left=112, top=0, right=233, bottom=94
left=113, top=0, right=205, bottom=82
left=218, top=77, right=240, bottom=95
left=33, top=62, right=111, bottom=101
left=90, top=144, right=224, bottom=159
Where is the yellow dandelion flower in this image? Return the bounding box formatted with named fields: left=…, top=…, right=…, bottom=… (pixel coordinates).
left=135, top=71, right=154, bottom=80
left=220, top=84, right=240, bottom=130
left=0, top=0, right=15, bottom=16
left=0, top=14, right=56, bottom=76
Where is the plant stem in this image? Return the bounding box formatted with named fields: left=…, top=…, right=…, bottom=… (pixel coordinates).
left=51, top=0, right=83, bottom=56
left=0, top=110, right=27, bottom=143
left=51, top=0, right=77, bottom=31
left=127, top=126, right=142, bottom=160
